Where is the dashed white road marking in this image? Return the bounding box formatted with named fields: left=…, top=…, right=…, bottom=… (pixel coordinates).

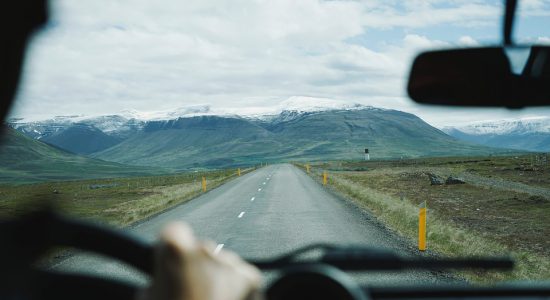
left=238, top=212, right=245, bottom=218
left=258, top=188, right=262, bottom=191
left=263, top=182, right=266, bottom=185
left=214, top=244, right=224, bottom=255
left=251, top=197, right=255, bottom=201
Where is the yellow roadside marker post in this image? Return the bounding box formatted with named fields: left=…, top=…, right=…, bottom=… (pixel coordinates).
left=238, top=168, right=241, bottom=176
left=306, top=164, right=310, bottom=174
left=419, top=201, right=427, bottom=251
left=323, top=171, right=328, bottom=186
left=202, top=176, right=207, bottom=192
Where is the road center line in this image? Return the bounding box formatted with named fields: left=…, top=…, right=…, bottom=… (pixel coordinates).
left=214, top=244, right=224, bottom=255
left=258, top=188, right=262, bottom=191
left=251, top=197, right=255, bottom=201
left=238, top=212, right=245, bottom=218
left=262, top=182, right=266, bottom=185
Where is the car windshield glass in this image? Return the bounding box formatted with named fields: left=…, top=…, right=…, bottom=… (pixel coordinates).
left=2, top=0, right=550, bottom=286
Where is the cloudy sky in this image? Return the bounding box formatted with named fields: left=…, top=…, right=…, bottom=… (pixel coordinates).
left=9, top=0, right=550, bottom=126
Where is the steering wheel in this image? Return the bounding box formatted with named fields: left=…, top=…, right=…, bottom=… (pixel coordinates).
left=267, top=264, right=368, bottom=300
left=0, top=210, right=522, bottom=300
left=0, top=210, right=372, bottom=300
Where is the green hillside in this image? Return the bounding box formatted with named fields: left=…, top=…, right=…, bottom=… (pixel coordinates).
left=92, top=116, right=280, bottom=168
left=93, top=109, right=515, bottom=168
left=41, top=123, right=122, bottom=154
left=262, top=109, right=510, bottom=159
left=0, top=127, right=165, bottom=183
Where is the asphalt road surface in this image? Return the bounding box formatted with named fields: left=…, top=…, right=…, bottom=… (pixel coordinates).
left=54, top=164, right=457, bottom=287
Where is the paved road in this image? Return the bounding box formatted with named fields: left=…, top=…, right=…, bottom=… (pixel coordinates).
left=54, top=164, right=456, bottom=287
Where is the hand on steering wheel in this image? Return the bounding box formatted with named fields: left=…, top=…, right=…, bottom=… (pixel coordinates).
left=137, top=222, right=263, bottom=300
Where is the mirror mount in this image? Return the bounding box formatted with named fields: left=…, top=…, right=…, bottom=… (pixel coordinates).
left=503, top=0, right=518, bottom=46
left=407, top=0, right=550, bottom=108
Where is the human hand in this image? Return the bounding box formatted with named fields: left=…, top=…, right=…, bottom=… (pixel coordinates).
left=137, top=222, right=263, bottom=300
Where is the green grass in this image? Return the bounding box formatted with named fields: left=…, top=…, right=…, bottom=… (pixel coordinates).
left=0, top=167, right=254, bottom=227
left=296, top=155, right=550, bottom=283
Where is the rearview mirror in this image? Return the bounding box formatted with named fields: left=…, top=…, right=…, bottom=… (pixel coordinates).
left=407, top=46, right=550, bottom=108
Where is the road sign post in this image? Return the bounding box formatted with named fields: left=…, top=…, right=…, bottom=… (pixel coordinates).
left=419, top=201, right=427, bottom=251
left=238, top=168, right=241, bottom=176
left=323, top=171, right=328, bottom=185
left=306, top=164, right=310, bottom=174
left=202, top=176, right=207, bottom=192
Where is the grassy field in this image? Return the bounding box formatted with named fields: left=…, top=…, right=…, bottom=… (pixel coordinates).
left=298, top=154, right=550, bottom=283
left=0, top=167, right=253, bottom=227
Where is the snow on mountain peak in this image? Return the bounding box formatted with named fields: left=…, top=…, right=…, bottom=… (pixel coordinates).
left=9, top=97, right=380, bottom=136
left=241, top=96, right=371, bottom=122
left=11, top=96, right=374, bottom=124
left=448, top=116, right=550, bottom=135
left=275, top=96, right=365, bottom=113
left=113, top=97, right=369, bottom=122
left=118, top=105, right=212, bottom=121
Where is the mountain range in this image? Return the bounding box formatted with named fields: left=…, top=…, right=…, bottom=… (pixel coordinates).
left=0, top=127, right=164, bottom=183
left=441, top=117, right=550, bottom=152
left=6, top=106, right=515, bottom=171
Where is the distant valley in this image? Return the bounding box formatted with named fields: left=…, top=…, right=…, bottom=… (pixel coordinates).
left=0, top=127, right=164, bottom=183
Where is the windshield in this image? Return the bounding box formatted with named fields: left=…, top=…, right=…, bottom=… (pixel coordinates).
left=2, top=0, right=550, bottom=286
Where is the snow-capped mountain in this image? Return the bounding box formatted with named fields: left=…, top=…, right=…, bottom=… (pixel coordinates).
left=8, top=97, right=373, bottom=139
left=443, top=117, right=550, bottom=135
left=117, top=105, right=212, bottom=121
left=6, top=102, right=514, bottom=168
left=4, top=99, right=400, bottom=157
left=243, top=97, right=383, bottom=124
left=8, top=115, right=145, bottom=140
left=268, top=96, right=367, bottom=115
left=11, top=96, right=370, bottom=122
left=442, top=117, right=550, bottom=152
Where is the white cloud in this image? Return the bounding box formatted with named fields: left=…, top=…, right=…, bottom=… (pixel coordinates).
left=359, top=1, right=500, bottom=29
left=518, top=0, right=550, bottom=16
left=8, top=0, right=550, bottom=126
left=402, top=34, right=449, bottom=50
left=458, top=35, right=480, bottom=46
